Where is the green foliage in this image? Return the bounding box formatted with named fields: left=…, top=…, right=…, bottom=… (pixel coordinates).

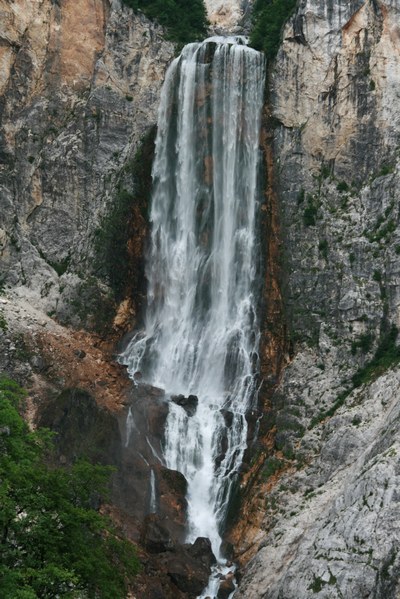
left=250, top=0, right=297, bottom=59
left=122, top=0, right=208, bottom=45
left=95, top=187, right=135, bottom=298
left=262, top=456, right=283, bottom=480
left=309, top=389, right=349, bottom=428
left=95, top=128, right=156, bottom=301
left=0, top=377, right=139, bottom=599
left=309, top=576, right=323, bottom=593
left=319, top=164, right=331, bottom=180
left=303, top=198, right=318, bottom=227
left=376, top=163, right=395, bottom=178
left=297, top=189, right=305, bottom=204
left=0, top=310, right=7, bottom=332
left=373, top=269, right=382, bottom=282
left=318, top=239, right=328, bottom=260
left=310, top=327, right=400, bottom=428
left=309, top=573, right=337, bottom=593
left=365, top=217, right=396, bottom=244
left=352, top=325, right=400, bottom=388
left=351, top=332, right=374, bottom=356
left=337, top=181, right=349, bottom=192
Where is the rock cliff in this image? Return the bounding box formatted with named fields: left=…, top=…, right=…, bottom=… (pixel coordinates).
left=0, top=0, right=174, bottom=331
left=234, top=1, right=400, bottom=597
left=2, top=0, right=400, bottom=598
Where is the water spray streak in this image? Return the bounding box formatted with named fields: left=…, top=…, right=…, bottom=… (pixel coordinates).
left=121, top=37, right=265, bottom=565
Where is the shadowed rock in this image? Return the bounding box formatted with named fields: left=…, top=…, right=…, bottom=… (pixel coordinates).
left=171, top=394, right=199, bottom=416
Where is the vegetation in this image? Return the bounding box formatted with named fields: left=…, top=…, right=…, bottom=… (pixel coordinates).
left=351, top=332, right=374, bottom=356
left=250, top=0, right=297, bottom=59
left=352, top=325, right=400, bottom=388
left=318, top=239, right=328, bottom=260
left=309, top=573, right=337, bottom=593
left=378, top=163, right=395, bottom=177
left=95, top=128, right=156, bottom=301
left=262, top=456, right=283, bottom=480
left=121, top=0, right=208, bottom=46
left=95, top=188, right=136, bottom=299
left=0, top=311, right=7, bottom=332
left=310, top=326, right=400, bottom=428
left=337, top=181, right=349, bottom=193
left=303, top=198, right=318, bottom=226
left=0, top=377, right=139, bottom=598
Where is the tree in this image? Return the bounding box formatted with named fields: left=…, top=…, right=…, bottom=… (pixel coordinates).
left=250, top=0, right=297, bottom=59
left=122, top=0, right=208, bottom=46
left=0, top=377, right=139, bottom=598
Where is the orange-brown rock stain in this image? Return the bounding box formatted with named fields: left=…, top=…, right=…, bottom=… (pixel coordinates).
left=53, top=0, right=108, bottom=91
left=32, top=326, right=131, bottom=415
left=226, top=102, right=290, bottom=566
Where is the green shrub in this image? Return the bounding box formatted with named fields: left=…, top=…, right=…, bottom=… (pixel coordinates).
left=352, top=325, right=400, bottom=388
left=262, top=456, right=283, bottom=480
left=95, top=128, right=156, bottom=301
left=351, top=332, right=374, bottom=355
left=337, top=181, right=349, bottom=192
left=250, top=0, right=297, bottom=59
left=122, top=0, right=208, bottom=45
left=297, top=188, right=305, bottom=204
left=0, top=377, right=139, bottom=598
left=0, top=311, right=7, bottom=332
left=320, top=164, right=331, bottom=180
left=318, top=239, right=328, bottom=259
left=373, top=270, right=382, bottom=282
left=378, top=163, right=395, bottom=177
left=365, top=218, right=396, bottom=243
left=303, top=200, right=318, bottom=226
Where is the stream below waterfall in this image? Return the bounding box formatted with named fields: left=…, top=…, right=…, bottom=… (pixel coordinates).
left=121, top=35, right=265, bottom=598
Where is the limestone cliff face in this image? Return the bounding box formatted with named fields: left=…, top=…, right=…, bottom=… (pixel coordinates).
left=0, top=0, right=174, bottom=328
left=236, top=1, right=400, bottom=597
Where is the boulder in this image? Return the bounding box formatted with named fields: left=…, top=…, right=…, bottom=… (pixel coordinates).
left=171, top=394, right=198, bottom=416
left=140, top=514, right=175, bottom=554
left=184, top=536, right=217, bottom=570
left=217, top=572, right=236, bottom=598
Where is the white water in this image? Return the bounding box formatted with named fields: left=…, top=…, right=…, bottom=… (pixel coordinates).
left=121, top=36, right=265, bottom=593
left=125, top=406, right=135, bottom=447
left=149, top=469, right=157, bottom=514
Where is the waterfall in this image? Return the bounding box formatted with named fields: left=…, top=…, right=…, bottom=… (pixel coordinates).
left=125, top=406, right=135, bottom=447
left=149, top=469, right=157, bottom=514
left=121, top=35, right=265, bottom=571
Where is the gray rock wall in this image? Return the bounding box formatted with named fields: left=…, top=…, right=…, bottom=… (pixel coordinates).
left=0, top=0, right=174, bottom=324
left=237, top=1, right=400, bottom=597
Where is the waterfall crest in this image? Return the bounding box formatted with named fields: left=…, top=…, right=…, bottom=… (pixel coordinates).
left=121, top=37, right=265, bottom=564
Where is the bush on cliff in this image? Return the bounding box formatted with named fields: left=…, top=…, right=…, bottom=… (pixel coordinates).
left=122, top=0, right=208, bottom=45
left=250, top=0, right=297, bottom=59
left=0, top=377, right=139, bottom=598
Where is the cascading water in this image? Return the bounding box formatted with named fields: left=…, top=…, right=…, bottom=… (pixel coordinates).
left=121, top=35, right=265, bottom=597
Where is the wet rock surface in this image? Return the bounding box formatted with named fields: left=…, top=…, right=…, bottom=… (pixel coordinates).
left=37, top=378, right=189, bottom=544
left=0, top=293, right=210, bottom=597
left=0, top=0, right=174, bottom=330
left=137, top=517, right=216, bottom=598
left=217, top=572, right=236, bottom=599
left=171, top=393, right=199, bottom=416
left=234, top=0, right=400, bottom=597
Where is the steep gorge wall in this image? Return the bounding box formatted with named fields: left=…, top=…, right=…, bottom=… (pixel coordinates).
left=3, top=1, right=400, bottom=597
left=235, top=1, right=400, bottom=597
left=0, top=0, right=174, bottom=330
